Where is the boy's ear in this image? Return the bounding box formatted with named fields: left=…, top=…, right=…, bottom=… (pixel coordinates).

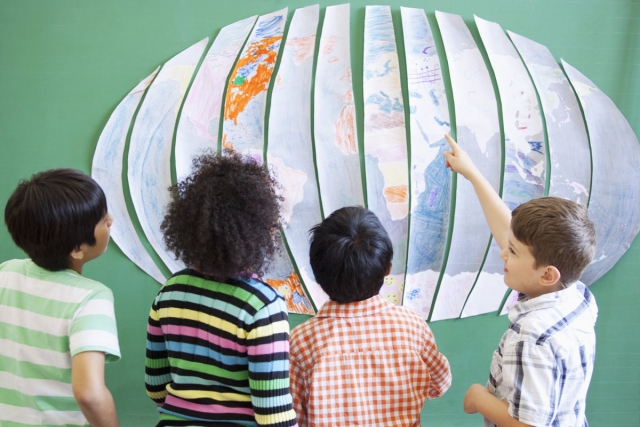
left=539, top=265, right=561, bottom=288
left=385, top=263, right=392, bottom=276
left=70, top=245, right=87, bottom=261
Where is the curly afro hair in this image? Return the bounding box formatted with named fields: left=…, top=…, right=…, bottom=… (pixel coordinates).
left=161, top=151, right=282, bottom=278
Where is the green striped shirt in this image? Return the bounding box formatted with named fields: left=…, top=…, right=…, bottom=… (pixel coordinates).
left=0, top=259, right=121, bottom=426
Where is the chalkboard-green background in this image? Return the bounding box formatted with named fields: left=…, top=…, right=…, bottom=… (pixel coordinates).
left=1, top=1, right=638, bottom=425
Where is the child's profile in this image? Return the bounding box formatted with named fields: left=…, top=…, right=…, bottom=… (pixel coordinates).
left=1, top=168, right=121, bottom=426
left=444, top=134, right=598, bottom=427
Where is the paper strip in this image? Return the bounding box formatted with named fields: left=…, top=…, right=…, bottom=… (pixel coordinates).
left=92, top=68, right=166, bottom=284
left=462, top=17, right=546, bottom=318
left=400, top=7, right=452, bottom=318
left=314, top=3, right=364, bottom=216
left=266, top=4, right=322, bottom=311
left=430, top=11, right=501, bottom=321
left=363, top=5, right=408, bottom=305
left=128, top=39, right=208, bottom=273
left=563, top=60, right=640, bottom=285
left=175, top=16, right=257, bottom=182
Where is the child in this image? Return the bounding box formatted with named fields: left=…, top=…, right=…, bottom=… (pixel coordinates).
left=144, top=152, right=298, bottom=427
left=1, top=168, right=121, bottom=427
left=289, top=206, right=452, bottom=427
left=443, top=135, right=598, bottom=427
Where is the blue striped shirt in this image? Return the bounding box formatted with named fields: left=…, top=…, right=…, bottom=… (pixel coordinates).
left=486, top=282, right=597, bottom=427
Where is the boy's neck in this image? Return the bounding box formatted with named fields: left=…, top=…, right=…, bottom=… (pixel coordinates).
left=523, top=283, right=564, bottom=300
left=68, top=258, right=85, bottom=275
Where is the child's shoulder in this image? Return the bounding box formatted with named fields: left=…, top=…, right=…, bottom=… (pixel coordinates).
left=510, top=283, right=597, bottom=350
left=0, top=259, right=113, bottom=303
left=222, top=275, right=283, bottom=306
left=0, top=258, right=25, bottom=271
left=0, top=259, right=106, bottom=288
left=164, top=270, right=283, bottom=311
left=388, top=304, right=431, bottom=328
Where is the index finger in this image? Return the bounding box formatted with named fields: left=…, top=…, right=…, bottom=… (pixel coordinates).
left=444, top=134, right=458, bottom=152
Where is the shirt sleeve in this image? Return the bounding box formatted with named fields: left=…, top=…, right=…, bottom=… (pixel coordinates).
left=502, top=340, right=558, bottom=426
left=144, top=297, right=171, bottom=406
left=246, top=296, right=298, bottom=427
left=70, top=287, right=120, bottom=362
left=421, top=322, right=452, bottom=399
left=289, top=331, right=308, bottom=427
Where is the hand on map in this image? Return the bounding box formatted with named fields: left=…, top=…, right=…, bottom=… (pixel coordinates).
left=443, top=134, right=480, bottom=181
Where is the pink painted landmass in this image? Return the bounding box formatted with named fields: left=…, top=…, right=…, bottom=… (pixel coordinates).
left=288, top=35, right=316, bottom=66
left=320, top=35, right=338, bottom=56
left=183, top=54, right=237, bottom=142
left=364, top=111, right=405, bottom=133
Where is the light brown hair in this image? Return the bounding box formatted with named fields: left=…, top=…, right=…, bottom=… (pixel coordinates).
left=511, top=197, right=596, bottom=287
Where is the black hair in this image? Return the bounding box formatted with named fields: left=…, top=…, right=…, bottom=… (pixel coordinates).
left=4, top=168, right=107, bottom=271
left=309, top=206, right=393, bottom=303
left=161, top=151, right=282, bottom=278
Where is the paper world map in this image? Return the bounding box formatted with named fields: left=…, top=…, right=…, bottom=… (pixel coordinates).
left=91, top=4, right=640, bottom=320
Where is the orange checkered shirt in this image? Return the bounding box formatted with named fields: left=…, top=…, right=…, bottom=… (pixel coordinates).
left=289, top=295, right=451, bottom=427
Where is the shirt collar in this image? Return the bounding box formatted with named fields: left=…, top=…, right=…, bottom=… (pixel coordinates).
left=508, top=282, right=581, bottom=322
left=25, top=259, right=78, bottom=276
left=316, top=294, right=393, bottom=318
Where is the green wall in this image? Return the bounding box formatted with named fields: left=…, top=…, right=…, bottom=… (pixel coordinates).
left=0, top=1, right=638, bottom=425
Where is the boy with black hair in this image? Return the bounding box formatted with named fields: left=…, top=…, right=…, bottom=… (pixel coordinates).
left=443, top=135, right=598, bottom=427
left=1, top=168, right=121, bottom=427
left=289, top=206, right=451, bottom=427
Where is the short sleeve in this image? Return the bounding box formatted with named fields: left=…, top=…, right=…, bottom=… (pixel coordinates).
left=69, top=287, right=120, bottom=362
left=502, top=340, right=558, bottom=426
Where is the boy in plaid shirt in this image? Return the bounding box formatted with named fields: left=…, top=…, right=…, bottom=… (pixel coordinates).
left=444, top=135, right=598, bottom=427
left=289, top=206, right=451, bottom=427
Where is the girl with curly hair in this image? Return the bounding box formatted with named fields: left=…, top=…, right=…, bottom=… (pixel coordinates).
left=144, top=151, right=298, bottom=427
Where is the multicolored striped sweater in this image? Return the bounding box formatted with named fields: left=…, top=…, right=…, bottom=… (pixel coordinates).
left=145, top=269, right=298, bottom=427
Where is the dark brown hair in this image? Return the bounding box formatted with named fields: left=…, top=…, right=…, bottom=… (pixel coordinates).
left=161, top=151, right=282, bottom=278
left=511, top=197, right=596, bottom=287
left=5, top=168, right=107, bottom=271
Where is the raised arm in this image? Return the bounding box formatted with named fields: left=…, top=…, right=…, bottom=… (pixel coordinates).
left=443, top=134, right=512, bottom=250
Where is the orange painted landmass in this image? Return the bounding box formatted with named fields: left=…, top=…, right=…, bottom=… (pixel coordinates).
left=221, top=134, right=233, bottom=151
left=320, top=35, right=338, bottom=56
left=265, top=271, right=314, bottom=315
left=383, top=184, right=408, bottom=204
left=224, top=36, right=282, bottom=125
left=334, top=103, right=357, bottom=155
